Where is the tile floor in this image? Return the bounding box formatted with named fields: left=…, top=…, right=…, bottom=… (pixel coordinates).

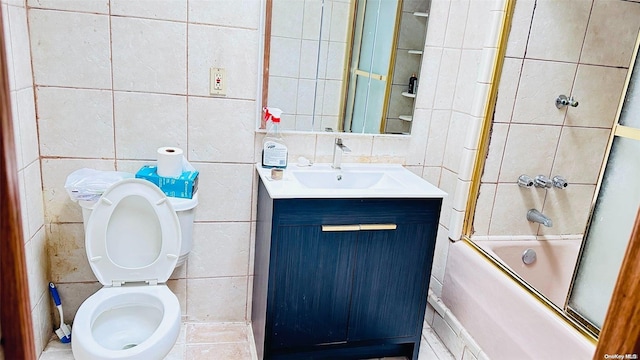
left=39, top=321, right=454, bottom=360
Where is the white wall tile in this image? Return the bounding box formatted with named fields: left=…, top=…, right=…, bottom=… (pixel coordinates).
left=493, top=57, right=522, bottom=123
left=188, top=96, right=256, bottom=163
left=26, top=228, right=47, bottom=309
left=512, top=59, right=577, bottom=125
left=23, top=161, right=44, bottom=238
left=424, top=0, right=449, bottom=47
left=434, top=49, right=461, bottom=110
left=504, top=0, right=534, bottom=58
left=443, top=0, right=469, bottom=49
left=453, top=49, right=481, bottom=115
left=48, top=223, right=96, bottom=283
left=27, top=0, right=109, bottom=14
left=189, top=0, right=260, bottom=30
left=539, top=184, right=596, bottom=236
left=112, top=17, right=187, bottom=94
left=526, top=0, right=591, bottom=63
left=270, top=0, right=304, bottom=38
left=269, top=36, right=301, bottom=78
left=36, top=87, right=115, bottom=158
left=188, top=222, right=251, bottom=278
left=489, top=183, right=544, bottom=235
left=442, top=112, right=469, bottom=172
left=431, top=224, right=450, bottom=287
left=114, top=92, right=187, bottom=160
left=415, top=46, right=443, bottom=110
left=7, top=5, right=31, bottom=90
left=329, top=0, right=350, bottom=42
left=581, top=0, right=640, bottom=67
left=29, top=9, right=111, bottom=88
left=498, top=124, right=561, bottom=182
left=439, top=168, right=457, bottom=228
left=111, top=0, right=187, bottom=22
left=472, top=183, right=496, bottom=236
left=424, top=110, right=450, bottom=166
left=193, top=163, right=253, bottom=222
left=16, top=87, right=38, bottom=165
left=186, top=277, right=248, bottom=322
left=567, top=65, right=628, bottom=129
left=188, top=24, right=259, bottom=99
left=551, top=127, right=610, bottom=185
left=462, top=0, right=492, bottom=50
left=480, top=123, right=508, bottom=183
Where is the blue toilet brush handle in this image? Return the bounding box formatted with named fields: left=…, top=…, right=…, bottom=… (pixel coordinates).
left=49, top=282, right=62, bottom=306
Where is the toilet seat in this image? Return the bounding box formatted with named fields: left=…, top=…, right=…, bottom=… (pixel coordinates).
left=84, top=178, right=181, bottom=286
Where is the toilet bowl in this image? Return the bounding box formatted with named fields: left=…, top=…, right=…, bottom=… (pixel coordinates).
left=72, top=179, right=185, bottom=360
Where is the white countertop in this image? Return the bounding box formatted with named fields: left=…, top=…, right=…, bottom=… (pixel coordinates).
left=256, top=162, right=447, bottom=199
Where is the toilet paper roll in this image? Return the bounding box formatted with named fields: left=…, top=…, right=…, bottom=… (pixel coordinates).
left=157, top=147, right=183, bottom=178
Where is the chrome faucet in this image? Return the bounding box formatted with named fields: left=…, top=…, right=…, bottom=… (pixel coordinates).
left=527, top=209, right=553, bottom=227
left=332, top=138, right=351, bottom=169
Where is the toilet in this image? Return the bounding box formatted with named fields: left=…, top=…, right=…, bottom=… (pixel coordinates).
left=72, top=178, right=197, bottom=360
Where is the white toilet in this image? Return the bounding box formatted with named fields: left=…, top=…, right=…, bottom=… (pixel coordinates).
left=72, top=178, right=198, bottom=360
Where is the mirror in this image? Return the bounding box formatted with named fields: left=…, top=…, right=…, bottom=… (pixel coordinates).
left=263, top=0, right=429, bottom=134
left=468, top=0, right=640, bottom=332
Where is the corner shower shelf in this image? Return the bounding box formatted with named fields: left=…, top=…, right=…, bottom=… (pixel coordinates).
left=408, top=50, right=423, bottom=55
left=399, top=115, right=413, bottom=122
left=413, top=12, right=429, bottom=18
left=401, top=92, right=416, bottom=98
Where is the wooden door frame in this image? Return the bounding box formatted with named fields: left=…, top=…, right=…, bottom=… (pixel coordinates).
left=594, top=207, right=640, bottom=358
left=0, top=5, right=37, bottom=360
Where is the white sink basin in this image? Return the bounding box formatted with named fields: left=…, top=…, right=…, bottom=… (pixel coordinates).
left=256, top=163, right=447, bottom=199
left=291, top=170, right=401, bottom=190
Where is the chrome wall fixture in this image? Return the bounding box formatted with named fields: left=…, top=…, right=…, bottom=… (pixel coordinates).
left=522, top=248, right=537, bottom=265
left=527, top=209, right=553, bottom=227
left=534, top=175, right=553, bottom=188
left=552, top=175, right=568, bottom=189
left=555, top=94, right=579, bottom=109
left=517, top=174, right=534, bottom=187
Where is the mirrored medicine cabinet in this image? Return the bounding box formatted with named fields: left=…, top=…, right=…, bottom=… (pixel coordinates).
left=262, top=0, right=431, bottom=135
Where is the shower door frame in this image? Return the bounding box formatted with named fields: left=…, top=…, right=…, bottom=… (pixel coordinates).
left=459, top=0, right=640, bottom=348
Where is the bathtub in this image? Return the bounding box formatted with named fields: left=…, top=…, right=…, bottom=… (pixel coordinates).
left=476, top=239, right=581, bottom=308
left=441, top=241, right=595, bottom=360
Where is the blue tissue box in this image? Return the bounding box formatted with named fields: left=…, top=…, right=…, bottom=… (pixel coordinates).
left=135, top=165, right=199, bottom=199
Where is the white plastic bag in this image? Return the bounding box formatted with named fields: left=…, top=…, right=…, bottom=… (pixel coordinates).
left=64, top=168, right=134, bottom=202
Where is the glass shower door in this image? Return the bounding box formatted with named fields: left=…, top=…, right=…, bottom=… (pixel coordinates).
left=344, top=0, right=399, bottom=134
left=567, top=34, right=640, bottom=334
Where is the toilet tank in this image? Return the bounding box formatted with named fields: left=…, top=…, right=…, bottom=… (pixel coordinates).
left=78, top=192, right=198, bottom=268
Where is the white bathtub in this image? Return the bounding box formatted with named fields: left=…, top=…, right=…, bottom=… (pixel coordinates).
left=441, top=241, right=595, bottom=360
left=477, top=239, right=581, bottom=308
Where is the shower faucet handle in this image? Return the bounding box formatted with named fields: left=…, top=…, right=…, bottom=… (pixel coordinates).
left=552, top=175, right=568, bottom=189
left=517, top=174, right=534, bottom=187
left=555, top=95, right=579, bottom=109
left=534, top=175, right=553, bottom=188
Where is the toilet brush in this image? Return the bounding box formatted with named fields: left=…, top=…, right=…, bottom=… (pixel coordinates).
left=48, top=282, right=72, bottom=343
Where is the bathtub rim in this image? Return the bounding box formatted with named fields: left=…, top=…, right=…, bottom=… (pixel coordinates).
left=460, top=237, right=599, bottom=343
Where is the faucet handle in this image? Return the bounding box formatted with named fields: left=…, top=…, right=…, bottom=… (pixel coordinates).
left=534, top=175, right=552, bottom=188
left=517, top=174, right=534, bottom=187
left=335, top=138, right=344, bottom=145
left=552, top=175, right=568, bottom=189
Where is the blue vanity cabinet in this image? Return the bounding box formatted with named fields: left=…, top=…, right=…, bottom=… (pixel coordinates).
left=252, top=180, right=442, bottom=360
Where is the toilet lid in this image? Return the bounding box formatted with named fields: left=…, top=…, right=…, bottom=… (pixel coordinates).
left=85, top=179, right=181, bottom=286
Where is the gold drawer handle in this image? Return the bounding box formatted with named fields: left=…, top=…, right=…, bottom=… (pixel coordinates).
left=322, top=225, right=361, bottom=232
left=321, top=224, right=397, bottom=232
left=359, top=224, right=397, bottom=231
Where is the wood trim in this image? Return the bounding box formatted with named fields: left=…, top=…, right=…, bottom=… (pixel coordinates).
left=0, top=5, right=37, bottom=360
left=261, top=0, right=272, bottom=129
left=595, top=207, right=640, bottom=359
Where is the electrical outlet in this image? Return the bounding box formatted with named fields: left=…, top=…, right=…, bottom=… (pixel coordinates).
left=210, top=67, right=226, bottom=96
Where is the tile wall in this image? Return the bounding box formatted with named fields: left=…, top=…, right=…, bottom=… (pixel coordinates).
left=1, top=0, right=50, bottom=355
left=473, top=0, right=640, bottom=238
left=7, top=0, right=506, bottom=358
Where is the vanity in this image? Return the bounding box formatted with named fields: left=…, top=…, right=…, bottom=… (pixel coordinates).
left=252, top=163, right=446, bottom=360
